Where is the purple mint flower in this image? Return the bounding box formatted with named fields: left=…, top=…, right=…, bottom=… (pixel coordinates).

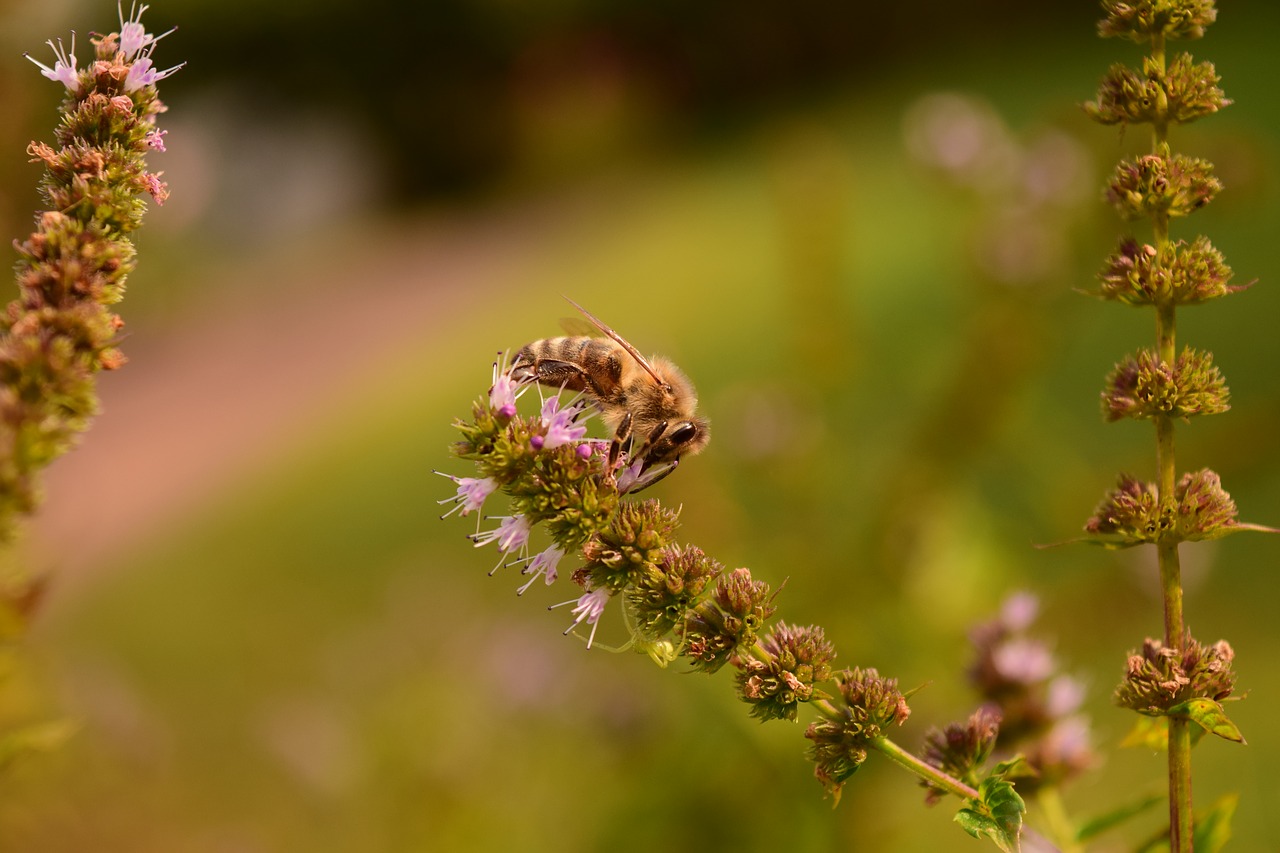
left=142, top=172, right=169, bottom=205
left=537, top=396, right=587, bottom=450
left=472, top=514, right=532, bottom=555
left=1000, top=591, right=1039, bottom=632
left=563, top=586, right=611, bottom=649
left=145, top=129, right=168, bottom=152
left=489, top=352, right=525, bottom=417
left=991, top=637, right=1055, bottom=684
left=25, top=35, right=80, bottom=94
left=517, top=545, right=565, bottom=595
left=123, top=55, right=184, bottom=93
left=118, top=1, right=177, bottom=59
left=435, top=472, right=498, bottom=518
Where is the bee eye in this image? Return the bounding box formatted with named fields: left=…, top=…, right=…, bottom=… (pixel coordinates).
left=671, top=423, right=699, bottom=446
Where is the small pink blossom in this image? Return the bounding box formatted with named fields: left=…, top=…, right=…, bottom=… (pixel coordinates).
left=537, top=396, right=587, bottom=450
left=118, top=1, right=177, bottom=59
left=123, top=55, right=184, bottom=93
left=488, top=352, right=525, bottom=417
left=142, top=172, right=169, bottom=205
left=1046, top=674, right=1086, bottom=717
left=999, top=591, right=1039, bottom=632
left=472, top=514, right=532, bottom=555
left=616, top=458, right=645, bottom=494
left=145, top=129, right=168, bottom=152
left=563, top=587, right=611, bottom=648
left=26, top=35, right=80, bottom=94
left=992, top=638, right=1055, bottom=684
left=517, top=545, right=565, bottom=595
left=435, top=472, right=498, bottom=518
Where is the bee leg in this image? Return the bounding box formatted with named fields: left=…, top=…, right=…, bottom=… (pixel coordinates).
left=608, top=411, right=633, bottom=470
left=631, top=421, right=669, bottom=468
left=511, top=357, right=593, bottom=394
left=625, top=458, right=679, bottom=493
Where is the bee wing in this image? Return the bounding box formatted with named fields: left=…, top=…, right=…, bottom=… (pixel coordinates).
left=561, top=296, right=669, bottom=390
left=558, top=315, right=599, bottom=337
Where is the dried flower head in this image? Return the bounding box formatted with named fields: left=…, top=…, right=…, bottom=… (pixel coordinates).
left=1115, top=633, right=1235, bottom=713
left=683, top=567, right=777, bottom=674
left=920, top=706, right=1003, bottom=804
left=735, top=623, right=836, bottom=722
left=805, top=668, right=910, bottom=803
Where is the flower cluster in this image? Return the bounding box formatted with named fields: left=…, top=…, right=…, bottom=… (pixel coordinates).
left=959, top=593, right=1094, bottom=794
left=1097, top=236, right=1239, bottom=305
left=1115, top=633, right=1236, bottom=714
left=1085, top=53, right=1229, bottom=127
left=2, top=4, right=179, bottom=540
left=919, top=706, right=1003, bottom=805
left=445, top=353, right=938, bottom=807
left=683, top=567, right=776, bottom=674
left=1102, top=347, right=1228, bottom=421
left=805, top=668, right=911, bottom=804
left=1083, top=468, right=1269, bottom=546
left=1105, top=151, right=1220, bottom=221
left=735, top=623, right=836, bottom=722
left=444, top=354, right=776, bottom=658
left=1097, top=0, right=1217, bottom=41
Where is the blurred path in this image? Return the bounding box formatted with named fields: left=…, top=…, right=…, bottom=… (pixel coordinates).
left=27, top=201, right=578, bottom=591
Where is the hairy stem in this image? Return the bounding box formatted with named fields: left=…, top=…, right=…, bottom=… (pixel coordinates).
left=871, top=736, right=978, bottom=800
left=1149, top=28, right=1192, bottom=853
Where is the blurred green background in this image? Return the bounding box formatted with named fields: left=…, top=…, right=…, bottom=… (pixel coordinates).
left=2, top=0, right=1280, bottom=849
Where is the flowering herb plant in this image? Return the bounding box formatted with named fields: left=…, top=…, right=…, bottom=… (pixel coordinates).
left=441, top=2, right=1268, bottom=850
left=3, top=2, right=180, bottom=542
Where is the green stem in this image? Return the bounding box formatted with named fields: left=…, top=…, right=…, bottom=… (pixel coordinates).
left=1150, top=27, right=1192, bottom=853
left=1035, top=788, right=1084, bottom=853
left=871, top=736, right=978, bottom=800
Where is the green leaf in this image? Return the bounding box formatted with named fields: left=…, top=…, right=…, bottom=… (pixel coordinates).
left=1075, top=791, right=1164, bottom=842
left=955, top=776, right=1025, bottom=853
left=1120, top=715, right=1169, bottom=750
left=1193, top=793, right=1238, bottom=853
left=1168, top=698, right=1246, bottom=744
left=0, top=719, right=77, bottom=770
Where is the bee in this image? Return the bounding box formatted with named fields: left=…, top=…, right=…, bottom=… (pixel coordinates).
left=510, top=298, right=709, bottom=489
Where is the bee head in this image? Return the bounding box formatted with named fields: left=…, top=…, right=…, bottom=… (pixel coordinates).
left=647, top=415, right=710, bottom=466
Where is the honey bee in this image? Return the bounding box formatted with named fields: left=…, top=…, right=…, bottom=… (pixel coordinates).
left=510, top=298, right=709, bottom=488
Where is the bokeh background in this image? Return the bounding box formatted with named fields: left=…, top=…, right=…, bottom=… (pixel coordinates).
left=2, top=0, right=1279, bottom=849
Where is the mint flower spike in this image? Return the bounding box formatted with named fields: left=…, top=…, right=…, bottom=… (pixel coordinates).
left=24, top=34, right=80, bottom=93
left=3, top=12, right=179, bottom=540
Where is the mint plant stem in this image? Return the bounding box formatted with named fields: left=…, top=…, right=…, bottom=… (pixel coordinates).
left=873, top=736, right=979, bottom=800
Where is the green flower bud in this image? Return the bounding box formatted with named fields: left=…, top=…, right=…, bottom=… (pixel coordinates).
left=1102, top=347, right=1229, bottom=421
left=1106, top=152, right=1220, bottom=220
left=1098, top=0, right=1217, bottom=42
